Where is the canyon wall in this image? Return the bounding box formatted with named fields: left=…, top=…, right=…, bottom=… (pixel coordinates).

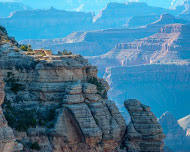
left=104, top=64, right=190, bottom=119
left=0, top=71, right=23, bottom=152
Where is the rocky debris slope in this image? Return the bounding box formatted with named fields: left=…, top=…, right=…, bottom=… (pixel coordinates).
left=122, top=99, right=165, bottom=152
left=0, top=71, right=22, bottom=152
left=159, top=112, right=190, bottom=151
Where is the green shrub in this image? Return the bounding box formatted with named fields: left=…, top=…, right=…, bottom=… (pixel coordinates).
left=3, top=99, right=57, bottom=131
left=88, top=77, right=107, bottom=99
left=6, top=72, right=23, bottom=94
left=20, top=44, right=32, bottom=52
left=29, top=142, right=41, bottom=150
left=0, top=26, right=7, bottom=34
left=62, top=49, right=72, bottom=55
left=3, top=100, right=37, bottom=131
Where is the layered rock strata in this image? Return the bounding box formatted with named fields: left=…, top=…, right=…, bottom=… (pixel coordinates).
left=20, top=14, right=188, bottom=57
left=90, top=23, right=190, bottom=75
left=122, top=99, right=165, bottom=152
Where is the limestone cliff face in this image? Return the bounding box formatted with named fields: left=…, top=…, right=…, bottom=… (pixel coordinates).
left=0, top=71, right=22, bottom=152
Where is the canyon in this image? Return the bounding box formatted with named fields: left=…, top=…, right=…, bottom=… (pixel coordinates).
left=0, top=26, right=165, bottom=151
left=1, top=1, right=190, bottom=151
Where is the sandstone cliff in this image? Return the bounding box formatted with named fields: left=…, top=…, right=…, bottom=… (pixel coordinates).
left=0, top=44, right=127, bottom=152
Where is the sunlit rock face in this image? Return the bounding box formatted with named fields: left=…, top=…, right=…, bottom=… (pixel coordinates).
left=159, top=112, right=190, bottom=152
left=178, top=115, right=190, bottom=135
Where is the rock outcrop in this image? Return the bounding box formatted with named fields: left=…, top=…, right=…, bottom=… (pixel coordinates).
left=0, top=39, right=127, bottom=151
left=122, top=99, right=165, bottom=152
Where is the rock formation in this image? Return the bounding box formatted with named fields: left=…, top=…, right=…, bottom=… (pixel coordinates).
left=0, top=25, right=166, bottom=152
left=0, top=34, right=127, bottom=151
left=93, top=2, right=178, bottom=29
left=122, top=99, right=165, bottom=152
